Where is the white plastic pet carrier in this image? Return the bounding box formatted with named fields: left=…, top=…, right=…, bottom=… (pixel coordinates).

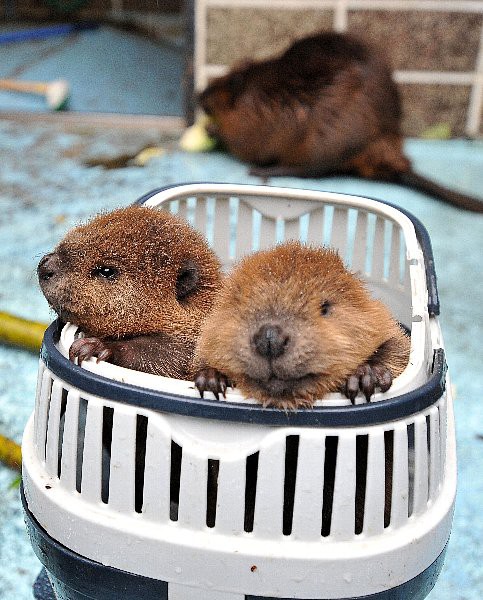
left=22, top=184, right=456, bottom=600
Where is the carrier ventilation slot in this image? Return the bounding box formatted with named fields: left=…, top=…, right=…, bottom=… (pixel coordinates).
left=426, top=414, right=432, bottom=498
left=321, top=436, right=338, bottom=537
left=322, top=205, right=334, bottom=246
left=244, top=452, right=259, bottom=533
left=170, top=441, right=183, bottom=521
left=383, top=220, right=393, bottom=280
left=101, top=406, right=114, bottom=504
left=75, top=398, right=88, bottom=493
left=354, top=435, right=368, bottom=535
left=431, top=407, right=442, bottom=499
left=364, top=213, right=376, bottom=275
left=407, top=423, right=415, bottom=517
left=56, top=388, right=68, bottom=478
left=283, top=435, right=300, bottom=536
left=134, top=415, right=148, bottom=514
left=384, top=430, right=394, bottom=528
left=344, top=208, right=358, bottom=267
left=206, top=459, right=220, bottom=528
left=439, top=404, right=446, bottom=475
left=42, top=377, right=54, bottom=463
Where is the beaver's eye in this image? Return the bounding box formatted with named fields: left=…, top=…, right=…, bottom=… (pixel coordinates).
left=320, top=300, right=332, bottom=316
left=92, top=266, right=119, bottom=280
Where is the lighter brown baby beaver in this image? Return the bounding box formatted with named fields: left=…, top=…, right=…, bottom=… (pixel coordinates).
left=199, top=31, right=483, bottom=213
left=194, top=242, right=410, bottom=409
left=38, top=205, right=222, bottom=378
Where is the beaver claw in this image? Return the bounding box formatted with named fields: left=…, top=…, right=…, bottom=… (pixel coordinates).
left=343, top=363, right=392, bottom=403
left=194, top=367, right=233, bottom=400
left=69, top=337, right=113, bottom=365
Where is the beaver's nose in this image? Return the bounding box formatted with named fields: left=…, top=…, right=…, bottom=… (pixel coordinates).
left=37, top=253, right=60, bottom=282
left=253, top=324, right=289, bottom=359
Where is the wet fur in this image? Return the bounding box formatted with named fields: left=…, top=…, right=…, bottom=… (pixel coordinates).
left=199, top=31, right=483, bottom=213
left=38, top=206, right=222, bottom=378
left=194, top=242, right=410, bottom=408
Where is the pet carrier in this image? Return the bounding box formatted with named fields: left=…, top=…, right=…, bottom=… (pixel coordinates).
left=22, top=184, right=456, bottom=600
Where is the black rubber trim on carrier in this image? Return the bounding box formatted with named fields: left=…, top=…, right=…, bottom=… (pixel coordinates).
left=133, top=183, right=440, bottom=316
left=41, top=320, right=447, bottom=428
left=24, top=485, right=447, bottom=600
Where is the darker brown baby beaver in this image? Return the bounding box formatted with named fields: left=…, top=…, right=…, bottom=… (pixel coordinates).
left=38, top=205, right=222, bottom=378
left=199, top=31, right=483, bottom=213
left=194, top=242, right=410, bottom=409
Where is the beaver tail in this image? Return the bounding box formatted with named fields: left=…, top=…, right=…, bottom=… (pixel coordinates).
left=396, top=169, right=483, bottom=213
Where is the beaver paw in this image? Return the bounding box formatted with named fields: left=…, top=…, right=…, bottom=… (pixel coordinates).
left=69, top=337, right=113, bottom=365
left=343, top=364, right=392, bottom=403
left=194, top=367, right=232, bottom=400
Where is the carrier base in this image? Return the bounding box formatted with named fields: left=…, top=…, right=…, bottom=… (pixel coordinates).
left=24, top=487, right=447, bottom=600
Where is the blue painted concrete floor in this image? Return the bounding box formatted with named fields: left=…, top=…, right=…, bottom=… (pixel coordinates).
left=0, top=22, right=184, bottom=115
left=0, top=116, right=481, bottom=598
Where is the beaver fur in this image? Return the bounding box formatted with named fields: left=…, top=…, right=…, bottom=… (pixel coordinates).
left=38, top=205, right=222, bottom=378
left=199, top=31, right=483, bottom=213
left=194, top=242, right=410, bottom=409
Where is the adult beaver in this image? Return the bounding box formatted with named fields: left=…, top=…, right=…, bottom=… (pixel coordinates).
left=199, top=31, right=482, bottom=213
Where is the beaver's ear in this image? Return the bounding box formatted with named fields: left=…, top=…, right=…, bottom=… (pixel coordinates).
left=176, top=260, right=200, bottom=301
left=199, top=85, right=234, bottom=113
left=199, top=69, right=247, bottom=113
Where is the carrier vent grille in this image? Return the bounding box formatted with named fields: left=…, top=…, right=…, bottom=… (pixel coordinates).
left=36, top=373, right=444, bottom=539
left=39, top=374, right=53, bottom=463
left=321, top=436, right=338, bottom=537
left=206, top=459, right=220, bottom=528
left=56, top=388, right=68, bottom=479
left=134, top=415, right=148, bottom=514
left=170, top=440, right=183, bottom=521
left=426, top=414, right=432, bottom=503
left=170, top=198, right=410, bottom=296
left=384, top=430, right=394, bottom=528
left=101, top=406, right=114, bottom=504
left=282, top=435, right=299, bottom=536
left=75, top=397, right=88, bottom=493
left=244, top=452, right=259, bottom=533
left=355, top=435, right=369, bottom=535
left=407, top=422, right=415, bottom=517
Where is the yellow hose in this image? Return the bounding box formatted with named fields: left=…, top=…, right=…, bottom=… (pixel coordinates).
left=0, top=434, right=21, bottom=471
left=0, top=311, right=48, bottom=353
left=0, top=312, right=46, bottom=471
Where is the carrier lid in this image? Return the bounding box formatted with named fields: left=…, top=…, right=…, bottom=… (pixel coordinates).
left=135, top=183, right=440, bottom=317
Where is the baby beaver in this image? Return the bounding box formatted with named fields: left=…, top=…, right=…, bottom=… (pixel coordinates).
left=194, top=242, right=410, bottom=409
left=38, top=205, right=222, bottom=379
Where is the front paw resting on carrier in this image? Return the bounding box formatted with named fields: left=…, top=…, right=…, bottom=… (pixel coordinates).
left=69, top=337, right=114, bottom=365
left=343, top=363, right=393, bottom=403
left=194, top=367, right=233, bottom=400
